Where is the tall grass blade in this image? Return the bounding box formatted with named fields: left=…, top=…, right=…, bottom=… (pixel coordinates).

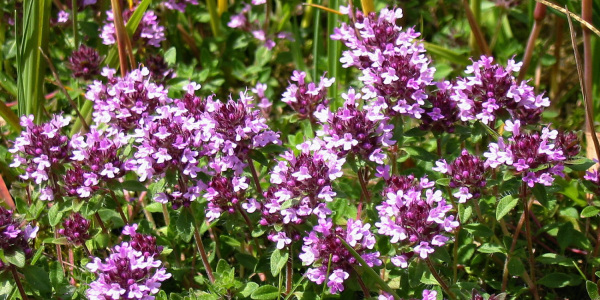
left=327, top=0, right=340, bottom=107
left=423, top=42, right=470, bottom=66
left=360, top=0, right=374, bottom=15
left=17, top=0, right=51, bottom=123
left=312, top=0, right=322, bottom=80
left=0, top=100, right=20, bottom=132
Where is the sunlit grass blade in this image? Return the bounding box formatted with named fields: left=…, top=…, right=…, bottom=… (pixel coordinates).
left=311, top=0, right=322, bottom=80
left=0, top=100, right=20, bottom=132
left=327, top=0, right=340, bottom=108
left=103, top=0, right=152, bottom=69
left=17, top=0, right=51, bottom=122
left=360, top=0, right=374, bottom=15
left=110, top=0, right=134, bottom=77
left=423, top=42, right=470, bottom=66
left=206, top=0, right=222, bottom=38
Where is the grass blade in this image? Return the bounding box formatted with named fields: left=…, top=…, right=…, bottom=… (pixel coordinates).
left=17, top=0, right=51, bottom=122
left=423, top=42, right=470, bottom=66
left=327, top=0, right=340, bottom=107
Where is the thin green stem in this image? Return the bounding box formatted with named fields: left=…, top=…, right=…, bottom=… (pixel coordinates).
left=72, top=0, right=78, bottom=48
left=523, top=184, right=539, bottom=300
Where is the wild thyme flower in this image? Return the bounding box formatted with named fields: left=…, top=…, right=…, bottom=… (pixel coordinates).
left=100, top=9, right=165, bottom=47
left=484, top=120, right=566, bottom=187
left=86, top=67, right=170, bottom=131
left=299, top=218, right=381, bottom=294
left=58, top=212, right=91, bottom=246
left=204, top=174, right=250, bottom=222
left=316, top=88, right=394, bottom=164
left=379, top=290, right=438, bottom=300
left=86, top=225, right=170, bottom=300
left=10, top=115, right=71, bottom=200
left=122, top=224, right=163, bottom=257
left=252, top=82, right=272, bottom=117
left=554, top=131, right=580, bottom=159
left=376, top=175, right=458, bottom=263
left=420, top=81, right=460, bottom=133
left=227, top=3, right=293, bottom=50
left=206, top=90, right=280, bottom=174
left=0, top=207, right=38, bottom=270
left=331, top=7, right=435, bottom=119
left=433, top=149, right=488, bottom=202
left=252, top=140, right=345, bottom=248
left=65, top=127, right=128, bottom=198
left=282, top=70, right=334, bottom=121
left=164, top=0, right=198, bottom=12
left=68, top=44, right=102, bottom=80
left=451, top=56, right=549, bottom=125
left=145, top=54, right=175, bottom=84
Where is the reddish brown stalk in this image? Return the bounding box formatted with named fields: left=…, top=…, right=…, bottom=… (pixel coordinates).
left=192, top=222, right=215, bottom=283
left=286, top=247, right=293, bottom=295
left=501, top=195, right=532, bottom=292
left=110, top=0, right=132, bottom=76
left=10, top=265, right=29, bottom=300
left=518, top=3, right=546, bottom=82
left=109, top=190, right=129, bottom=225
left=522, top=183, right=540, bottom=300
left=462, top=0, right=490, bottom=56
left=425, top=258, right=457, bottom=300
left=247, top=157, right=264, bottom=196
left=0, top=175, right=15, bottom=209
left=55, top=230, right=65, bottom=275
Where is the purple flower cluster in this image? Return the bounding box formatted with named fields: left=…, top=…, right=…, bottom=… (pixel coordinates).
left=145, top=54, right=175, bottom=84
left=86, top=225, right=169, bottom=300
left=204, top=174, right=250, bottom=221
left=67, top=128, right=129, bottom=199
left=68, top=44, right=103, bottom=80
left=252, top=82, right=272, bottom=117
left=0, top=207, right=38, bottom=270
left=332, top=7, right=435, bottom=119
left=250, top=140, right=345, bottom=248
left=379, top=290, right=438, bottom=300
left=419, top=81, right=460, bottom=133
left=58, top=212, right=91, bottom=246
left=282, top=71, right=334, bottom=121
left=376, top=175, right=458, bottom=265
left=163, top=0, right=198, bottom=12
left=316, top=88, right=394, bottom=164
left=227, top=2, right=293, bottom=50
left=452, top=56, right=549, bottom=125
left=484, top=120, right=573, bottom=187
left=10, top=115, right=71, bottom=200
left=86, top=67, right=171, bottom=131
left=206, top=89, right=281, bottom=174
left=299, top=218, right=381, bottom=294
left=433, top=149, right=488, bottom=203
left=101, top=8, right=165, bottom=47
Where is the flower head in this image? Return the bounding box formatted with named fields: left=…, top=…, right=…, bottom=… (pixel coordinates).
left=68, top=44, right=102, bottom=80
left=0, top=207, right=37, bottom=270
left=282, top=71, right=334, bottom=121
left=299, top=218, right=381, bottom=294
left=58, top=213, right=91, bottom=246
left=451, top=56, right=548, bottom=125
left=376, top=175, right=457, bottom=264
left=86, top=226, right=170, bottom=300
left=433, top=149, right=488, bottom=202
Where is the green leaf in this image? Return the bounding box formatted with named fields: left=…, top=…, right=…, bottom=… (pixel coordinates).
left=565, top=157, right=596, bottom=171
left=496, top=195, right=518, bottom=220
left=220, top=235, right=241, bottom=248
left=239, top=282, right=259, bottom=298
left=175, top=209, right=195, bottom=242
left=249, top=149, right=269, bottom=167
left=587, top=281, right=600, bottom=300
left=507, top=258, right=525, bottom=276
left=250, top=285, right=279, bottom=300
left=22, top=265, right=52, bottom=295
left=48, top=203, right=64, bottom=227
left=270, top=249, right=289, bottom=277
left=536, top=253, right=576, bottom=267
left=121, top=180, right=147, bottom=192
left=537, top=272, right=582, bottom=288
left=145, top=202, right=164, bottom=213
left=463, top=223, right=493, bottom=237
left=4, top=249, right=26, bottom=268
left=164, top=47, right=176, bottom=65
left=477, top=243, right=506, bottom=254
left=436, top=178, right=451, bottom=187
left=581, top=206, right=600, bottom=218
